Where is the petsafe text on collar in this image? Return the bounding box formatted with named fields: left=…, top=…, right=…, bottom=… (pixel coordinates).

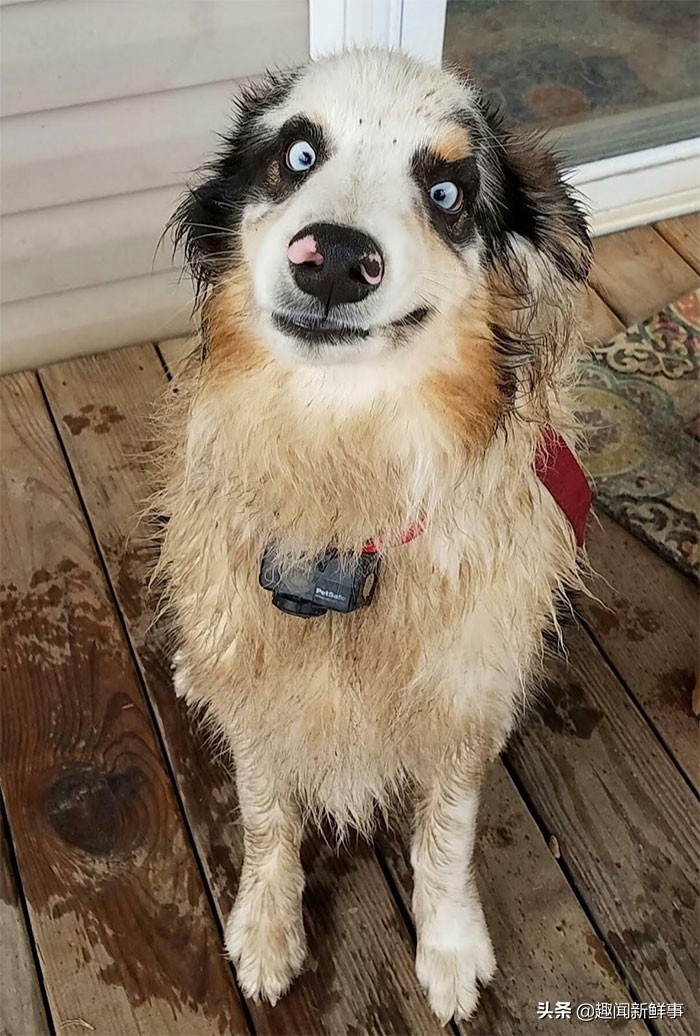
left=259, top=512, right=428, bottom=618
left=259, top=545, right=381, bottom=617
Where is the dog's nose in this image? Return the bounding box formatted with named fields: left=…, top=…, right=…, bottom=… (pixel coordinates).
left=287, top=223, right=384, bottom=306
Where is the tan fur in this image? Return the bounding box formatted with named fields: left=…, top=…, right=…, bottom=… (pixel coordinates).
left=155, top=271, right=586, bottom=1002
left=431, top=124, right=472, bottom=163
left=156, top=263, right=584, bottom=828
left=424, top=287, right=503, bottom=447
left=224, top=745, right=306, bottom=1004
left=155, top=48, right=591, bottom=1019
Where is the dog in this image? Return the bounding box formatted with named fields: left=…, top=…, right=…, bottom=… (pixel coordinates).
left=157, top=48, right=592, bottom=1023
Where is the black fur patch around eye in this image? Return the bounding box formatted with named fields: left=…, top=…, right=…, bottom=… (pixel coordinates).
left=169, top=69, right=332, bottom=304
left=411, top=148, right=480, bottom=251
left=267, top=115, right=329, bottom=201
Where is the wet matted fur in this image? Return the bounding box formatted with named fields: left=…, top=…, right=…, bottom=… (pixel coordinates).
left=156, top=48, right=592, bottom=1022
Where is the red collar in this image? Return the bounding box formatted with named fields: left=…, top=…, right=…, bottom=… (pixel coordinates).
left=363, top=512, right=427, bottom=554
left=364, top=427, right=590, bottom=553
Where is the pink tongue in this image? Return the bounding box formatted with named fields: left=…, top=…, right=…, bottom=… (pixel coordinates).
left=288, top=235, right=323, bottom=266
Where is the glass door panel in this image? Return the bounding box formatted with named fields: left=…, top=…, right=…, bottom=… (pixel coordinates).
left=442, top=0, right=700, bottom=163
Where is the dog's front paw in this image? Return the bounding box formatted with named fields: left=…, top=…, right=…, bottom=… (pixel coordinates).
left=415, top=906, right=496, bottom=1023
left=225, top=891, right=306, bottom=1005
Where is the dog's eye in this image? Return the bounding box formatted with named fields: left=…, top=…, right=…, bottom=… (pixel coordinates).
left=286, top=140, right=317, bottom=173
left=429, top=181, right=463, bottom=213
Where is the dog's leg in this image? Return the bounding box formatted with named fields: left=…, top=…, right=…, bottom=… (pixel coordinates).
left=411, top=754, right=495, bottom=1023
left=226, top=747, right=306, bottom=1004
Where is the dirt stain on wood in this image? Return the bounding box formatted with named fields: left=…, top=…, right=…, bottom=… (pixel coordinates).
left=656, top=667, right=696, bottom=717
left=538, top=678, right=604, bottom=740
left=1, top=561, right=115, bottom=670
left=63, top=405, right=126, bottom=437
left=585, top=595, right=662, bottom=641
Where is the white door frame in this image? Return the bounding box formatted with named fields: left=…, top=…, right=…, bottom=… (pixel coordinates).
left=309, top=0, right=447, bottom=65
left=308, top=0, right=700, bottom=236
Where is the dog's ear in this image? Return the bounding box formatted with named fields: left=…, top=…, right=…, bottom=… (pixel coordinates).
left=169, top=178, right=234, bottom=305
left=476, top=102, right=592, bottom=285
left=168, top=69, right=299, bottom=303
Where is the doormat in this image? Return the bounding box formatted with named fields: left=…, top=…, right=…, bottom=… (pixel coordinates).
left=576, top=288, right=699, bottom=579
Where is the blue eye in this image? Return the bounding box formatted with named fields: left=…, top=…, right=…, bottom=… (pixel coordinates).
left=429, top=181, right=463, bottom=212
left=286, top=140, right=317, bottom=173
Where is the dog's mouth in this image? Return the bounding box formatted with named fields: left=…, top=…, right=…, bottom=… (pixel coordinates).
left=272, top=307, right=431, bottom=345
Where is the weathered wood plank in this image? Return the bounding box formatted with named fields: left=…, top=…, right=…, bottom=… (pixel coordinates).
left=590, top=225, right=698, bottom=325
left=654, top=213, right=700, bottom=275
left=157, top=337, right=195, bottom=373
left=40, top=344, right=444, bottom=1036
left=583, top=224, right=700, bottom=787
left=582, top=285, right=624, bottom=345
left=379, top=764, right=646, bottom=1036
left=1, top=815, right=49, bottom=1036
left=0, top=371, right=248, bottom=1036
left=583, top=514, right=699, bottom=788
left=508, top=623, right=699, bottom=1036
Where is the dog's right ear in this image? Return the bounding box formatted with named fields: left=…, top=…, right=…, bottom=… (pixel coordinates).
left=168, top=69, right=299, bottom=304
left=466, top=91, right=591, bottom=288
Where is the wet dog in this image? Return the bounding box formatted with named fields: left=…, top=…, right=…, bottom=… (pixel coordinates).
left=157, top=48, right=591, bottom=1022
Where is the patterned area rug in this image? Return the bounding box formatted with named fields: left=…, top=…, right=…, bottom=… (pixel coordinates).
left=576, top=289, right=700, bottom=579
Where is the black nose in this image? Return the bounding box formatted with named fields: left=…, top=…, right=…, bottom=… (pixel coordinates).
left=287, top=222, right=384, bottom=306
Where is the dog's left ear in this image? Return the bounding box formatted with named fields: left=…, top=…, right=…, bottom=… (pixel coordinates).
left=169, top=69, right=298, bottom=303
left=476, top=104, right=592, bottom=285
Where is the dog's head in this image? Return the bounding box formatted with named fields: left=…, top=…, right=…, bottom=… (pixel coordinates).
left=172, top=49, right=590, bottom=380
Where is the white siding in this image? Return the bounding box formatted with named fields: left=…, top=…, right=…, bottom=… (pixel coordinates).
left=2, top=271, right=196, bottom=373
left=2, top=0, right=309, bottom=115
left=0, top=0, right=309, bottom=374
left=2, top=187, right=177, bottom=302
left=2, top=79, right=244, bottom=213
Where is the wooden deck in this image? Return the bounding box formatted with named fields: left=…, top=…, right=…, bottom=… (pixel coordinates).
left=1, top=215, right=698, bottom=1036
